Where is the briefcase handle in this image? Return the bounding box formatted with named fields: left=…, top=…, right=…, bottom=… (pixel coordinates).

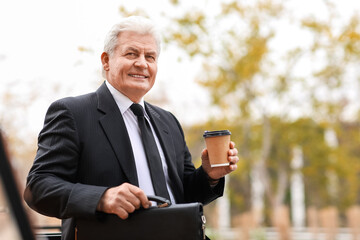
left=147, top=195, right=171, bottom=208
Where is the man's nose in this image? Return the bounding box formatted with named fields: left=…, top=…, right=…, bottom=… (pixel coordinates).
left=134, top=55, right=148, bottom=68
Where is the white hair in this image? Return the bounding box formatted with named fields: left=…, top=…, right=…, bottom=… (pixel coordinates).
left=104, top=16, right=161, bottom=55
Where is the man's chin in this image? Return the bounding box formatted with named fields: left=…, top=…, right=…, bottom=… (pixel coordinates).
left=124, top=86, right=152, bottom=101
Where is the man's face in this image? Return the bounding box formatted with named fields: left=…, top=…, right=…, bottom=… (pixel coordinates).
left=102, top=31, right=158, bottom=102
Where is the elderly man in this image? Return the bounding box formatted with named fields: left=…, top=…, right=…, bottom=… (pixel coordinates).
left=24, top=16, right=239, bottom=240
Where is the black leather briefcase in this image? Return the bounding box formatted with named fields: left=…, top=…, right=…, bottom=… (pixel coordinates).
left=76, top=196, right=207, bottom=240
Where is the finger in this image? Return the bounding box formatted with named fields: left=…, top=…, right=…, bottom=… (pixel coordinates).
left=119, top=183, right=146, bottom=209
left=229, top=163, right=238, bottom=171
left=233, top=147, right=238, bottom=155
left=228, top=147, right=238, bottom=157
left=229, top=141, right=236, bottom=149
left=201, top=148, right=209, bottom=160
left=127, top=195, right=141, bottom=210
left=115, top=208, right=130, bottom=220
left=228, top=155, right=239, bottom=164
left=129, top=185, right=150, bottom=209
left=115, top=198, right=136, bottom=215
left=139, top=194, right=151, bottom=209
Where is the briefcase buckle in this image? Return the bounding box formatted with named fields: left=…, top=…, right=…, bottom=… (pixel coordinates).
left=157, top=202, right=169, bottom=208
left=201, top=215, right=206, bottom=240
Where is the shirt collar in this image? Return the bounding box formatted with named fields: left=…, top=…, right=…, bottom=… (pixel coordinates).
left=105, top=80, right=145, bottom=115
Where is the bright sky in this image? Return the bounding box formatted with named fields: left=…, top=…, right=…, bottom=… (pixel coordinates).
left=0, top=0, right=213, bottom=138
left=1, top=0, right=360, bottom=138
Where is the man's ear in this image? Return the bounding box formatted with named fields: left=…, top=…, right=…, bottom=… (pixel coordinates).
left=101, top=52, right=110, bottom=71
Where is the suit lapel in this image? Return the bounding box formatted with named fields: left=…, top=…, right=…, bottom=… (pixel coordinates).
left=145, top=103, right=183, bottom=202
left=96, top=83, right=138, bottom=186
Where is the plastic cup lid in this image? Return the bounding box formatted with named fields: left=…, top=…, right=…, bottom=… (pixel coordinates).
left=203, top=130, right=231, bottom=138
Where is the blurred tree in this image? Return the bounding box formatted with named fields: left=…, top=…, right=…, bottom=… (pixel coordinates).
left=300, top=1, right=360, bottom=214
left=158, top=0, right=360, bottom=226
left=162, top=0, right=303, bottom=225
left=1, top=83, right=41, bottom=173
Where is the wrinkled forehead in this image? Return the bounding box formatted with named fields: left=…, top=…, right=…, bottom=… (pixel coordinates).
left=116, top=31, right=159, bottom=55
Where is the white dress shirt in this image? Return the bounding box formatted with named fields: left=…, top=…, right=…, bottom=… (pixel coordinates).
left=105, top=81, right=175, bottom=203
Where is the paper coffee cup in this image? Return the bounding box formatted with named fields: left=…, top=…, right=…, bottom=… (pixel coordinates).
left=203, top=130, right=231, bottom=167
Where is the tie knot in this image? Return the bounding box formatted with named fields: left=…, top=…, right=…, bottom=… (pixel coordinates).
left=130, top=103, right=144, bottom=117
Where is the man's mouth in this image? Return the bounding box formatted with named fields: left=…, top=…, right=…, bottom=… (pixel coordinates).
left=128, top=74, right=148, bottom=79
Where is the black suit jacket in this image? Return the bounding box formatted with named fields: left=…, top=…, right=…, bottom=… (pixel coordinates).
left=24, top=82, right=224, bottom=240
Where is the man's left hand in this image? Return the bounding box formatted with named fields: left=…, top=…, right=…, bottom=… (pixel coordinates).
left=201, top=141, right=239, bottom=181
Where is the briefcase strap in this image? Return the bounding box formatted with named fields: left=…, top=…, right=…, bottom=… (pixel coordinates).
left=147, top=195, right=171, bottom=207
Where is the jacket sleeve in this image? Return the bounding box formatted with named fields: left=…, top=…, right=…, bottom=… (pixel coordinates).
left=169, top=112, right=225, bottom=205
left=24, top=99, right=107, bottom=219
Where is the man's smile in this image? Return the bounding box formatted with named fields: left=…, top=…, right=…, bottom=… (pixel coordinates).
left=128, top=74, right=149, bottom=79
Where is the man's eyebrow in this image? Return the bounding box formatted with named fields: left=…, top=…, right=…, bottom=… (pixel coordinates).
left=146, top=50, right=157, bottom=56
left=123, top=47, right=157, bottom=56
left=124, top=47, right=140, bottom=53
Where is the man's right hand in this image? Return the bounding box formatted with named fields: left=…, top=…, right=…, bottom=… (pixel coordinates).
left=96, top=183, right=151, bottom=219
